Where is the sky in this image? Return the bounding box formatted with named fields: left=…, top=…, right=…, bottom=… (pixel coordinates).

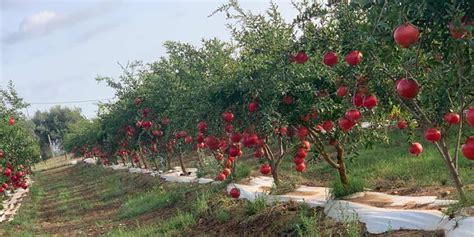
left=0, top=0, right=299, bottom=118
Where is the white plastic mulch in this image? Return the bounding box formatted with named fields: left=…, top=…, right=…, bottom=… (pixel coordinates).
left=73, top=159, right=474, bottom=236
left=227, top=176, right=473, bottom=236
left=0, top=179, right=32, bottom=223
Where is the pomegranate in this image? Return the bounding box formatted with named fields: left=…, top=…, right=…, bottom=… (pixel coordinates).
left=323, top=51, right=338, bottom=67
left=297, top=127, right=309, bottom=140
left=424, top=128, right=441, bottom=142
left=462, top=137, right=474, bottom=160
left=345, top=50, right=363, bottom=66
left=205, top=136, right=220, bottom=150
left=0, top=150, right=4, bottom=158
left=296, top=148, right=308, bottom=159
left=243, top=134, right=258, bottom=147
left=409, top=142, right=423, bottom=156
left=197, top=121, right=208, bottom=132
left=302, top=141, right=311, bottom=151
left=339, top=117, right=355, bottom=132
left=466, top=107, right=474, bottom=127
left=8, top=117, right=15, bottom=126
left=231, top=132, right=241, bottom=143
left=345, top=109, right=361, bottom=121
left=230, top=187, right=240, bottom=198
left=223, top=168, right=232, bottom=176
left=142, top=108, right=151, bottom=117
left=393, top=23, right=420, bottom=48
left=248, top=102, right=258, bottom=112
left=397, top=120, right=407, bottom=129
left=228, top=146, right=241, bottom=157
left=293, top=156, right=305, bottom=165
left=161, top=117, right=171, bottom=125
left=337, top=86, right=348, bottom=97
left=293, top=51, right=309, bottom=64
left=295, top=163, right=306, bottom=172
left=260, top=164, right=272, bottom=175
left=363, top=94, right=378, bottom=109
left=352, top=93, right=364, bottom=107
left=444, top=112, right=460, bottom=125
left=448, top=20, right=469, bottom=39
left=1, top=183, right=8, bottom=189
left=254, top=148, right=264, bottom=158
left=282, top=95, right=293, bottom=105
left=222, top=111, right=234, bottom=122
left=3, top=168, right=12, bottom=177
left=224, top=123, right=233, bottom=133
left=322, top=120, right=334, bottom=132
left=184, top=136, right=193, bottom=144
left=216, top=173, right=227, bottom=181
left=396, top=78, right=419, bottom=99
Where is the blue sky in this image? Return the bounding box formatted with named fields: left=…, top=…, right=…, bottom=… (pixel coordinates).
left=1, top=0, right=298, bottom=118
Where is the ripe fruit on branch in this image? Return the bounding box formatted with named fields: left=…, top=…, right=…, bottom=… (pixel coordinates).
left=0, top=150, right=4, bottom=158
left=254, top=148, right=264, bottom=158
left=197, top=121, right=208, bottom=132
left=222, top=111, right=234, bottom=122
left=462, top=137, right=474, bottom=160
left=3, top=168, right=12, bottom=177
left=301, top=141, right=311, bottom=151
left=260, top=164, right=272, bottom=175
left=228, top=146, right=241, bottom=157
left=339, top=117, right=355, bottom=132
left=345, top=50, right=363, bottom=66
left=243, top=134, right=259, bottom=147
left=336, top=86, right=348, bottom=97
left=396, top=78, right=419, bottom=99
left=142, top=108, right=151, bottom=117
left=216, top=173, right=227, bottom=181
left=282, top=95, right=294, bottom=105
left=230, top=188, right=240, bottom=198
left=224, top=124, right=233, bottom=133
left=296, top=148, right=308, bottom=159
left=466, top=107, right=474, bottom=127
left=297, top=127, right=309, bottom=140
left=293, top=156, right=304, bottom=165
left=8, top=117, right=15, bottom=126
left=352, top=93, right=364, bottom=107
left=363, top=94, right=378, bottom=109
left=205, top=136, right=220, bottom=150
left=394, top=23, right=420, bottom=48
left=292, top=51, right=309, bottom=64
left=223, top=168, right=232, bottom=176
left=295, top=163, right=306, bottom=172
left=397, top=120, right=407, bottom=129
left=424, top=128, right=441, bottom=142
left=248, top=102, right=258, bottom=112
left=184, top=136, right=193, bottom=144
left=409, top=142, right=423, bottom=156
left=323, top=52, right=338, bottom=67
left=345, top=109, right=361, bottom=121
left=231, top=132, right=241, bottom=143
left=444, top=112, right=460, bottom=125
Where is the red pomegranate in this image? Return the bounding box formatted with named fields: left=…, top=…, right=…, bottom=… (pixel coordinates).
left=297, top=127, right=309, bottom=140
left=462, top=137, right=474, bottom=160
left=339, top=117, right=355, bottom=132
left=323, top=51, right=338, bottom=67
left=466, top=107, right=474, bottom=127
left=296, top=148, right=308, bottom=159
left=345, top=50, right=363, bottom=66
left=363, top=94, right=378, bottom=109
left=8, top=117, right=15, bottom=126
left=293, top=51, right=309, bottom=64
left=293, top=156, right=305, bottom=165
left=184, top=136, right=193, bottom=144
left=216, top=173, right=227, bottom=181
left=260, top=164, right=272, bottom=175
left=444, top=112, right=460, bottom=125
left=197, top=121, right=208, bottom=132
left=231, top=132, right=241, bottom=143
left=322, top=120, right=334, bottom=131
left=396, top=78, right=419, bottom=99
left=205, top=136, right=220, bottom=150
left=345, top=109, right=361, bottom=121
left=352, top=93, right=364, bottom=107
left=337, top=86, right=348, bottom=97
left=0, top=150, right=4, bottom=158
left=397, top=120, right=407, bottom=129
left=254, top=148, right=264, bottom=158
left=282, top=95, right=294, bottom=105
left=393, top=23, right=420, bottom=48
left=222, top=111, right=234, bottom=122
left=424, top=128, right=441, bottom=142
left=302, top=141, right=311, bottom=151
left=228, top=146, right=241, bottom=157
left=409, top=142, right=423, bottom=156
left=248, top=102, right=258, bottom=112
left=295, top=163, right=306, bottom=172
left=230, top=187, right=240, bottom=198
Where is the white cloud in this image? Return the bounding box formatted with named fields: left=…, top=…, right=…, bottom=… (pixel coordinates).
left=3, top=1, right=120, bottom=44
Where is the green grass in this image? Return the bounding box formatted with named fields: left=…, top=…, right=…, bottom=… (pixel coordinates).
left=331, top=176, right=365, bottom=199
left=118, top=187, right=179, bottom=219
left=245, top=196, right=268, bottom=216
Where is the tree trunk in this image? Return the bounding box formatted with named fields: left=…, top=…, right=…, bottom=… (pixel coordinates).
left=179, top=154, right=188, bottom=175
left=271, top=162, right=280, bottom=187
left=152, top=158, right=160, bottom=171
left=122, top=158, right=126, bottom=166
left=335, top=144, right=349, bottom=185
left=142, top=157, right=149, bottom=169
left=167, top=155, right=171, bottom=171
